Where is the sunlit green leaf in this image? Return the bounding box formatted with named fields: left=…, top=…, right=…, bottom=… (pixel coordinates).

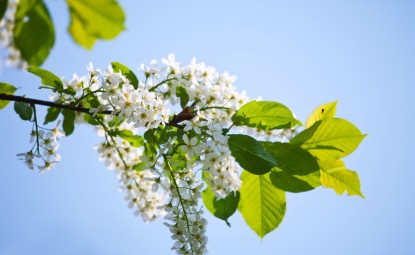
left=111, top=62, right=138, bottom=89
left=118, top=129, right=144, bottom=147
left=176, top=85, right=189, bottom=109
left=0, top=83, right=17, bottom=109
left=232, top=101, right=302, bottom=130
left=14, top=101, right=32, bottom=121
left=203, top=184, right=240, bottom=227
left=306, top=100, right=337, bottom=128
left=291, top=118, right=366, bottom=161
left=27, top=66, right=63, bottom=91
left=67, top=0, right=125, bottom=49
left=261, top=142, right=319, bottom=175
left=44, top=107, right=61, bottom=125
left=238, top=171, right=286, bottom=239
left=14, top=0, right=54, bottom=66
left=228, top=134, right=277, bottom=175
left=132, top=162, right=146, bottom=171
left=62, top=109, right=75, bottom=136
left=269, top=167, right=320, bottom=193
left=320, top=160, right=364, bottom=198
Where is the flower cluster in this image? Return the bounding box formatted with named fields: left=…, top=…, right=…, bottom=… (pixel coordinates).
left=163, top=164, right=208, bottom=255
left=17, top=123, right=64, bottom=173
left=0, top=0, right=27, bottom=69
left=95, top=121, right=166, bottom=222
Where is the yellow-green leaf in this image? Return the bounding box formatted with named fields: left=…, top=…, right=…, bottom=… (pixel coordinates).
left=291, top=118, right=366, bottom=161
left=67, top=0, right=125, bottom=49
left=306, top=100, right=337, bottom=128
left=0, top=83, right=17, bottom=109
left=238, top=171, right=286, bottom=239
left=232, top=101, right=302, bottom=130
left=320, top=160, right=364, bottom=198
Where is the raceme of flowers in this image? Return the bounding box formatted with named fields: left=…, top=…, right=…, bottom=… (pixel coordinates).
left=17, top=121, right=64, bottom=174
left=0, top=0, right=28, bottom=69
left=18, top=54, right=299, bottom=254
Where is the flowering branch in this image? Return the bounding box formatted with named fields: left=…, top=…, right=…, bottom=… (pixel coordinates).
left=0, top=93, right=193, bottom=128
left=0, top=54, right=366, bottom=255
left=0, top=93, right=112, bottom=114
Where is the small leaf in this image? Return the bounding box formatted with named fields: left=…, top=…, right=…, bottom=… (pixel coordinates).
left=111, top=62, right=139, bottom=89
left=290, top=118, right=366, bottom=161
left=27, top=66, right=63, bottom=91
left=84, top=114, right=100, bottom=125
left=67, top=0, right=125, bottom=49
left=176, top=85, right=189, bottom=109
left=44, top=107, right=61, bottom=125
left=62, top=109, right=76, bottom=136
left=320, top=160, right=364, bottom=198
left=118, top=129, right=144, bottom=147
left=228, top=134, right=277, bottom=175
left=232, top=101, right=302, bottom=131
left=14, top=0, right=54, bottom=66
left=202, top=184, right=240, bottom=227
left=0, top=83, right=17, bottom=109
left=306, top=100, right=338, bottom=128
left=238, top=171, right=286, bottom=239
left=269, top=167, right=320, bottom=193
left=0, top=0, right=7, bottom=21
left=132, top=162, right=146, bottom=171
left=14, top=101, right=32, bottom=121
left=261, top=142, right=319, bottom=175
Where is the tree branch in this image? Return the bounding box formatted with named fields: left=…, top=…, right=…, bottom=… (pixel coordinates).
left=0, top=93, right=192, bottom=128
left=0, top=93, right=113, bottom=115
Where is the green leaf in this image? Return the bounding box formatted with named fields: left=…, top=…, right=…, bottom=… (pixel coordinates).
left=261, top=142, right=319, bottom=175
left=290, top=118, right=366, bottom=161
left=67, top=0, right=125, bottom=49
left=306, top=100, right=337, bottom=128
left=0, top=83, right=17, bottom=109
left=111, top=62, right=139, bottom=89
left=44, top=107, right=61, bottom=125
left=62, top=109, right=76, bottom=136
left=132, top=162, right=147, bottom=171
left=269, top=167, right=320, bottom=193
left=14, top=0, right=54, bottom=66
left=320, top=160, right=364, bottom=198
left=228, top=134, right=277, bottom=175
left=14, top=101, right=32, bottom=121
left=0, top=0, right=7, bottom=21
left=27, top=66, right=63, bottom=91
left=83, top=113, right=100, bottom=125
left=118, top=129, right=144, bottom=147
left=203, top=184, right=240, bottom=227
left=232, top=101, right=302, bottom=130
left=176, top=85, right=189, bottom=109
left=238, top=171, right=286, bottom=239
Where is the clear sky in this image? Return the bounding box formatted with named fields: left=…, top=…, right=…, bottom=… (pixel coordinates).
left=1, top=0, right=414, bottom=254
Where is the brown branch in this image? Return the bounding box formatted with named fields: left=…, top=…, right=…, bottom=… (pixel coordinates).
left=0, top=93, right=113, bottom=115
left=0, top=93, right=191, bottom=128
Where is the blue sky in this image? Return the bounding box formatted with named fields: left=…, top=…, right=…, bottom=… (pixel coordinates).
left=1, top=1, right=414, bottom=254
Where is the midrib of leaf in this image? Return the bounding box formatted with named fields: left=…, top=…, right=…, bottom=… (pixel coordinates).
left=302, top=134, right=365, bottom=146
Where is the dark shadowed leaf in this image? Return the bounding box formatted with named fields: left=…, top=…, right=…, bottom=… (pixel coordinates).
left=228, top=134, right=277, bottom=175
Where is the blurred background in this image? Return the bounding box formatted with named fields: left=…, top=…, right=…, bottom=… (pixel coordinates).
left=0, top=0, right=414, bottom=254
